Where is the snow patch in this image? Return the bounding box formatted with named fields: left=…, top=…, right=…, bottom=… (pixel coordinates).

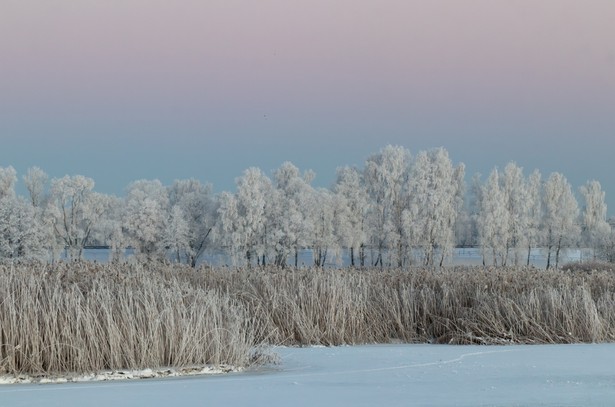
left=0, top=365, right=240, bottom=385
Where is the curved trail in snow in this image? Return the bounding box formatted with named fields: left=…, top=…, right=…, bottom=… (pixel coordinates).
left=279, top=347, right=521, bottom=377
left=0, top=347, right=523, bottom=395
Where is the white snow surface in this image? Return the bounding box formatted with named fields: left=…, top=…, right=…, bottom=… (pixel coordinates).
left=1, top=343, right=614, bottom=406
left=0, top=365, right=238, bottom=385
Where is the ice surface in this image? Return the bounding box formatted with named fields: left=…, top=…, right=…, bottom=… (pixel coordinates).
left=1, top=344, right=614, bottom=407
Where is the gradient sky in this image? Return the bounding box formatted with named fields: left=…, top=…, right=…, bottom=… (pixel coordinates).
left=1, top=1, right=614, bottom=212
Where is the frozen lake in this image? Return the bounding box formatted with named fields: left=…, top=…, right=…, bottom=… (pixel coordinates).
left=2, top=343, right=614, bottom=406
left=75, top=247, right=586, bottom=268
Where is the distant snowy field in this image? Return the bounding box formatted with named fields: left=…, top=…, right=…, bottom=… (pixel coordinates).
left=2, top=344, right=614, bottom=407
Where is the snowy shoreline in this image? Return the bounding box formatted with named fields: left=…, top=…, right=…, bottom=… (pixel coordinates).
left=0, top=364, right=241, bottom=385
left=3, top=344, right=615, bottom=406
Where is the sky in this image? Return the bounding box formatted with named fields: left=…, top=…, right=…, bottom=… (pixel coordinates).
left=1, top=0, right=614, bottom=212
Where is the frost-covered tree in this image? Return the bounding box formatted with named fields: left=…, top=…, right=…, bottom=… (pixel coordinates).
left=44, top=175, right=106, bottom=260
left=467, top=173, right=484, bottom=248
left=501, top=162, right=529, bottom=265
left=305, top=188, right=338, bottom=267
left=217, top=168, right=272, bottom=266
left=580, top=180, right=610, bottom=260
left=262, top=188, right=291, bottom=267
left=407, top=148, right=465, bottom=267
left=123, top=179, right=169, bottom=262
left=364, top=145, right=411, bottom=267
left=0, top=166, right=17, bottom=200
left=168, top=179, right=218, bottom=267
left=477, top=169, right=510, bottom=266
left=215, top=191, right=240, bottom=265
left=237, top=167, right=272, bottom=266
left=0, top=196, right=48, bottom=260
left=542, top=172, right=580, bottom=269
left=91, top=194, right=127, bottom=263
left=598, top=219, right=615, bottom=262
left=524, top=170, right=543, bottom=265
left=333, top=166, right=369, bottom=266
left=270, top=162, right=313, bottom=267
left=454, top=208, right=473, bottom=248
left=23, top=167, right=49, bottom=208
left=163, top=205, right=191, bottom=263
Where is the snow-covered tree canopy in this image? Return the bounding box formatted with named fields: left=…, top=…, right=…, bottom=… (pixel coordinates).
left=0, top=146, right=609, bottom=267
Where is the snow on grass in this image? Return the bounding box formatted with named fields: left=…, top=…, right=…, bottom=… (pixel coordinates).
left=0, top=365, right=240, bottom=385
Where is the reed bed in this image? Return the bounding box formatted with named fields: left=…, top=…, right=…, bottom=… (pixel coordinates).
left=2, top=262, right=615, bottom=376
left=188, top=265, right=615, bottom=346
left=0, top=262, right=257, bottom=376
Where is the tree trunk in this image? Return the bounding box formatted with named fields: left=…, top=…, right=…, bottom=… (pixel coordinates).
left=374, top=252, right=382, bottom=268
left=555, top=236, right=562, bottom=269
left=360, top=244, right=365, bottom=267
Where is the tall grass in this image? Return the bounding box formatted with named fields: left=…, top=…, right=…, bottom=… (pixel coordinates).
left=0, top=262, right=257, bottom=375
left=192, top=266, right=615, bottom=346
left=3, top=262, right=615, bottom=376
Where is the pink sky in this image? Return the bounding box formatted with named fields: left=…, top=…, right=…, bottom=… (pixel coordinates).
left=3, top=0, right=613, bottom=116
left=1, top=0, right=614, bottom=209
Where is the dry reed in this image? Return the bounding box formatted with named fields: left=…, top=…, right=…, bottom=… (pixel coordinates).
left=0, top=262, right=257, bottom=376
left=3, top=262, right=615, bottom=376
left=183, top=265, right=615, bottom=346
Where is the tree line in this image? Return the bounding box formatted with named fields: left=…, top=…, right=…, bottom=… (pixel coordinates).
left=0, top=145, right=612, bottom=268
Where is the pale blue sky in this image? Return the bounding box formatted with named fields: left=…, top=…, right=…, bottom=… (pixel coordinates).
left=1, top=0, right=614, bottom=212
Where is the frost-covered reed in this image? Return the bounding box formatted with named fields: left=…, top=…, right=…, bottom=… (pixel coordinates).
left=3, top=262, right=615, bottom=376
left=196, top=265, right=615, bottom=346
left=0, top=262, right=257, bottom=376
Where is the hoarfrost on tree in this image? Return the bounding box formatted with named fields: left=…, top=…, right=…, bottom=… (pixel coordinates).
left=542, top=172, right=580, bottom=269
left=363, top=145, right=411, bottom=267
left=580, top=180, right=610, bottom=260
left=44, top=175, right=106, bottom=260
left=407, top=148, right=464, bottom=267
left=123, top=179, right=170, bottom=262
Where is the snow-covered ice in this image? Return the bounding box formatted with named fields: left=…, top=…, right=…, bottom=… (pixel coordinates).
left=1, top=344, right=614, bottom=406
left=0, top=365, right=238, bottom=385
